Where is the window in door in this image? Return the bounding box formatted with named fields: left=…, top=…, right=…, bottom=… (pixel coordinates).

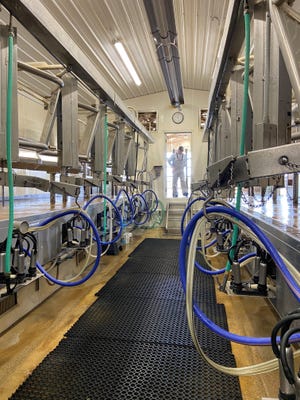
left=165, top=132, right=191, bottom=198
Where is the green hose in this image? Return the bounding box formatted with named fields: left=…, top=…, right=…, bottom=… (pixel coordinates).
left=103, top=110, right=108, bottom=236
left=142, top=199, right=165, bottom=229
left=5, top=29, right=14, bottom=275
left=224, top=3, right=250, bottom=275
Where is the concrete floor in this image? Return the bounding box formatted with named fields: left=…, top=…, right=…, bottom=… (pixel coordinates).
left=0, top=228, right=284, bottom=400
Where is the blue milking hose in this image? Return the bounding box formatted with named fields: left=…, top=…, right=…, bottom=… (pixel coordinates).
left=115, top=189, right=134, bottom=226
left=83, top=194, right=123, bottom=245
left=195, top=251, right=256, bottom=276
left=132, top=193, right=150, bottom=225
left=142, top=189, right=159, bottom=214
left=179, top=206, right=300, bottom=345
left=35, top=210, right=101, bottom=286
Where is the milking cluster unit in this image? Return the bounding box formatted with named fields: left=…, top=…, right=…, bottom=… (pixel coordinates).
left=179, top=1, right=300, bottom=398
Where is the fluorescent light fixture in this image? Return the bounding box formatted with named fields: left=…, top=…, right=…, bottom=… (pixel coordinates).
left=114, top=41, right=142, bottom=86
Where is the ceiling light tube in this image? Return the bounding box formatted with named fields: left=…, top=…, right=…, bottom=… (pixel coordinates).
left=114, top=41, right=142, bottom=86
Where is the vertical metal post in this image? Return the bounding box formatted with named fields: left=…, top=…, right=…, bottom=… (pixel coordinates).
left=269, top=27, right=291, bottom=146
left=230, top=69, right=243, bottom=156
left=112, top=120, right=125, bottom=176
left=126, top=129, right=137, bottom=177
left=50, top=173, right=55, bottom=206
left=59, top=73, right=79, bottom=170
left=293, top=173, right=298, bottom=205
left=92, top=104, right=106, bottom=174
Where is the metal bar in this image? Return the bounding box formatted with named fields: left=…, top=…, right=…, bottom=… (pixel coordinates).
left=40, top=89, right=61, bottom=145
left=19, top=138, right=48, bottom=151
left=1, top=0, right=154, bottom=143
left=18, top=61, right=64, bottom=87
left=78, top=102, right=97, bottom=113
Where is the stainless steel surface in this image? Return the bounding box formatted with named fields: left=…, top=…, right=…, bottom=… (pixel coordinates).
left=204, top=0, right=244, bottom=135
left=248, top=142, right=300, bottom=178
left=269, top=0, right=300, bottom=107
left=92, top=105, right=106, bottom=175
left=78, top=105, right=101, bottom=158
left=112, top=120, right=126, bottom=176
left=59, top=73, right=79, bottom=170
left=244, top=207, right=300, bottom=316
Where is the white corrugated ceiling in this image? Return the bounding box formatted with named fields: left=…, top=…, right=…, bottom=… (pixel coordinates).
left=1, top=0, right=229, bottom=101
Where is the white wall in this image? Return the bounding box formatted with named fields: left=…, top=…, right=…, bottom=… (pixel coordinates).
left=126, top=88, right=209, bottom=203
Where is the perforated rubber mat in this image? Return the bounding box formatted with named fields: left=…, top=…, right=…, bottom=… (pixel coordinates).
left=128, top=238, right=181, bottom=260
left=10, top=338, right=242, bottom=400
left=95, top=257, right=217, bottom=303
left=9, top=238, right=242, bottom=400
left=66, top=297, right=231, bottom=352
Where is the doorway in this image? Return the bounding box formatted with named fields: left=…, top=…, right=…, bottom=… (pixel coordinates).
left=165, top=132, right=191, bottom=198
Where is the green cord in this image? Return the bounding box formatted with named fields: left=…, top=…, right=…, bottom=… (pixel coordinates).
left=5, top=30, right=14, bottom=275
left=103, top=111, right=108, bottom=236
left=224, top=6, right=251, bottom=274
left=143, top=200, right=165, bottom=229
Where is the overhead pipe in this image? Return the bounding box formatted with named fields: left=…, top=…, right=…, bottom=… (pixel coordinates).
left=18, top=61, right=64, bottom=87
left=19, top=138, right=48, bottom=151
left=78, top=102, right=98, bottom=113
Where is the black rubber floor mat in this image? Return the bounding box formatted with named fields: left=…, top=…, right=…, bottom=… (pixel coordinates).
left=129, top=238, right=181, bottom=260
left=115, top=256, right=180, bottom=275
left=10, top=337, right=242, bottom=400
left=10, top=239, right=242, bottom=400
left=66, top=297, right=231, bottom=351
left=96, top=268, right=217, bottom=304
left=96, top=272, right=185, bottom=300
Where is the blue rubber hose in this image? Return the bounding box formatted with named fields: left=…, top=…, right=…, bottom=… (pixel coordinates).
left=179, top=206, right=300, bottom=345
left=83, top=194, right=123, bottom=245
left=132, top=193, right=150, bottom=226
left=141, top=189, right=159, bottom=214
left=115, top=189, right=134, bottom=226
left=35, top=210, right=101, bottom=286
left=195, top=250, right=256, bottom=276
